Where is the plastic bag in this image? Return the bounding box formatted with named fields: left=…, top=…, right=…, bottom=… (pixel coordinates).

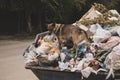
left=93, top=28, right=111, bottom=43
left=36, top=41, right=52, bottom=55
left=58, top=61, right=69, bottom=71
left=104, top=44, right=120, bottom=79
left=36, top=34, right=59, bottom=55
left=23, top=44, right=38, bottom=65
left=89, top=23, right=102, bottom=34
left=81, top=67, right=97, bottom=78
left=104, top=44, right=120, bottom=69
left=109, top=26, right=120, bottom=36
left=97, top=36, right=120, bottom=50
left=48, top=48, right=60, bottom=61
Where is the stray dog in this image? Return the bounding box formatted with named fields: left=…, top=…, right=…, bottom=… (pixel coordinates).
left=47, top=23, right=91, bottom=57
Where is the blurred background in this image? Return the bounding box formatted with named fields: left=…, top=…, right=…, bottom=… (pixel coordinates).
left=0, top=0, right=120, bottom=36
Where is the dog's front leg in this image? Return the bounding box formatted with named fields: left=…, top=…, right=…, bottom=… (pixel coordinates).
left=73, top=44, right=78, bottom=59
left=75, top=47, right=79, bottom=59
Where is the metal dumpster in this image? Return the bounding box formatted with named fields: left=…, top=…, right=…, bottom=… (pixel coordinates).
left=24, top=31, right=120, bottom=80
left=25, top=65, right=120, bottom=80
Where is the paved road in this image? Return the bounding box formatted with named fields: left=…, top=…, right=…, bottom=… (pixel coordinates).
left=0, top=40, right=38, bottom=80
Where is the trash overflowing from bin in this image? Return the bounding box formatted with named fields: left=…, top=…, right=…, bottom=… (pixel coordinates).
left=23, top=3, right=120, bottom=79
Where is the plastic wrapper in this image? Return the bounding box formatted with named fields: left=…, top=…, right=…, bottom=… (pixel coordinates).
left=23, top=44, right=38, bottom=65
left=60, top=52, right=66, bottom=62
left=36, top=41, right=52, bottom=55
left=77, top=42, right=87, bottom=58
left=48, top=48, right=60, bottom=61
left=36, top=34, right=59, bottom=55
left=89, top=23, right=102, bottom=34
left=81, top=67, right=97, bottom=78
left=58, top=61, right=69, bottom=71
left=109, top=26, right=120, bottom=36
left=71, top=53, right=94, bottom=72
left=93, top=28, right=111, bottom=43
left=104, top=44, right=120, bottom=79
left=97, top=36, right=120, bottom=50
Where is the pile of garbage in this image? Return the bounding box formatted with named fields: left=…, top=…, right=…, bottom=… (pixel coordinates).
left=23, top=3, right=120, bottom=79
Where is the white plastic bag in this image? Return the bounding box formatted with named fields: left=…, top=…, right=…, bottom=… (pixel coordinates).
left=109, top=26, right=120, bottom=36
left=81, top=67, right=97, bottom=78
left=36, top=34, right=59, bottom=55
left=105, top=44, right=120, bottom=69
left=97, top=36, right=120, bottom=50
left=36, top=42, right=52, bottom=55
left=23, top=44, right=38, bottom=65
left=104, top=44, right=120, bottom=79
left=93, top=28, right=111, bottom=43
left=89, top=23, right=102, bottom=34
left=58, top=61, right=69, bottom=71
left=48, top=53, right=59, bottom=61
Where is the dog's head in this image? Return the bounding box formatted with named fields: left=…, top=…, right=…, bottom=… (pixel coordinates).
left=47, top=23, right=55, bottom=32
left=47, top=23, right=62, bottom=33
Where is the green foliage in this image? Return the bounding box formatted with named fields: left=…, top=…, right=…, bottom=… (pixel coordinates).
left=0, top=0, right=120, bottom=34
left=43, top=0, right=88, bottom=23
left=9, top=0, right=23, bottom=11
left=73, top=0, right=86, bottom=11
left=0, top=0, right=9, bottom=9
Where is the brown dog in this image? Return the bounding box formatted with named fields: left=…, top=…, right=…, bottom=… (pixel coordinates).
left=47, top=23, right=90, bottom=57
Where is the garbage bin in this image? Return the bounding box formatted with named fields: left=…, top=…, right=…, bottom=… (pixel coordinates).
left=25, top=65, right=120, bottom=80
left=24, top=31, right=120, bottom=80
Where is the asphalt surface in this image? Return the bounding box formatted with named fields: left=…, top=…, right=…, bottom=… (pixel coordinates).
left=0, top=40, right=38, bottom=80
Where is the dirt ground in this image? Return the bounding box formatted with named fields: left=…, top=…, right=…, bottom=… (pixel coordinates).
left=0, top=40, right=38, bottom=80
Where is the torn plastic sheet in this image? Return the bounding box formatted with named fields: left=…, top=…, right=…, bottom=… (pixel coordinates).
left=93, top=28, right=111, bottom=43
